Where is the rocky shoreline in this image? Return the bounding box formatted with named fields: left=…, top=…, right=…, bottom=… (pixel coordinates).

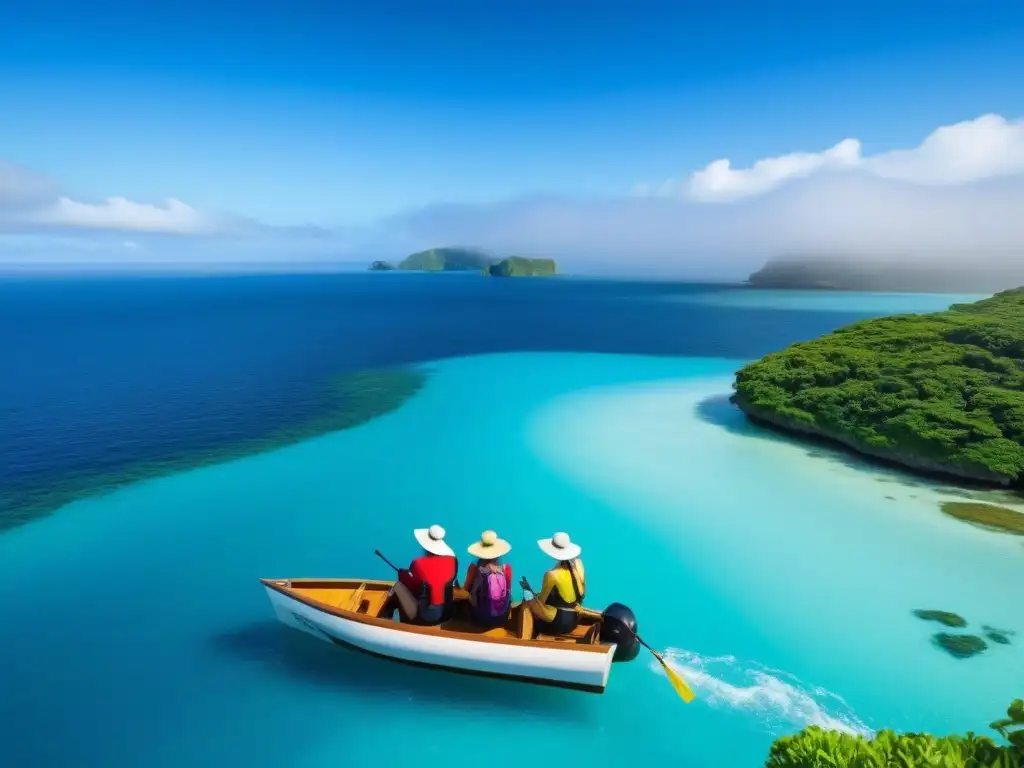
left=730, top=393, right=1016, bottom=488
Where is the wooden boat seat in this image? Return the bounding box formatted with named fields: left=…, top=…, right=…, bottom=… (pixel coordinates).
left=534, top=625, right=592, bottom=644
left=516, top=603, right=533, bottom=640
left=515, top=603, right=596, bottom=644
left=346, top=582, right=367, bottom=612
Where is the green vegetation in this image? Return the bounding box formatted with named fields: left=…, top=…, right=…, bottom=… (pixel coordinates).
left=934, top=632, right=988, bottom=658
left=940, top=502, right=1024, bottom=535
left=746, top=255, right=1024, bottom=293
left=913, top=609, right=967, bottom=628
left=0, top=368, right=427, bottom=534
left=487, top=256, right=557, bottom=277
left=993, top=699, right=1024, bottom=752
left=732, top=288, right=1024, bottom=488
left=396, top=247, right=493, bottom=272
left=368, top=248, right=561, bottom=276
left=765, top=699, right=1024, bottom=767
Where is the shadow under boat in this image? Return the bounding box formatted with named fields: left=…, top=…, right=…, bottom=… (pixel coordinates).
left=211, top=620, right=600, bottom=726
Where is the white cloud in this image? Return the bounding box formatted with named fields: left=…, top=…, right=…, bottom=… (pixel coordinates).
left=684, top=138, right=862, bottom=201
left=863, top=114, right=1024, bottom=185
left=29, top=196, right=214, bottom=234
left=662, top=113, right=1024, bottom=202
left=0, top=159, right=231, bottom=236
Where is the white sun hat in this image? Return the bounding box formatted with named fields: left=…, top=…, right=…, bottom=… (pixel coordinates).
left=414, top=524, right=455, bottom=557
left=537, top=531, right=581, bottom=561
left=467, top=530, right=512, bottom=560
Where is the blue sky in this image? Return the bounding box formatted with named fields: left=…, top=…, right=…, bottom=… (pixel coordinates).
left=2, top=1, right=1024, bottom=275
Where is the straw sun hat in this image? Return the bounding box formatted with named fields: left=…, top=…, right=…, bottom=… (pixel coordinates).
left=467, top=530, right=512, bottom=560
left=413, top=524, right=455, bottom=557
left=537, top=531, right=581, bottom=561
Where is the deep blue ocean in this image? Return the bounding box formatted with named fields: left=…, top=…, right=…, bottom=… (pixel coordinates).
left=1, top=273, right=949, bottom=495
left=2, top=274, right=1019, bottom=768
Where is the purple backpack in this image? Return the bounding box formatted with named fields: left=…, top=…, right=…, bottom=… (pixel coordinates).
left=474, top=567, right=509, bottom=619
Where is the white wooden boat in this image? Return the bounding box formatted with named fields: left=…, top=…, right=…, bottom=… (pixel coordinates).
left=260, top=577, right=624, bottom=693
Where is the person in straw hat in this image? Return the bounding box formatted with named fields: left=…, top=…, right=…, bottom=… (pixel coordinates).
left=520, top=531, right=586, bottom=636
left=393, top=524, right=459, bottom=625
left=463, top=530, right=513, bottom=628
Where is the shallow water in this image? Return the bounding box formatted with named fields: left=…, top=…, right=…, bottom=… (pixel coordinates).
left=1, top=276, right=1018, bottom=768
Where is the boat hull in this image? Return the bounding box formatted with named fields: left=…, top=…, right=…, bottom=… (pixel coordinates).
left=264, top=583, right=615, bottom=693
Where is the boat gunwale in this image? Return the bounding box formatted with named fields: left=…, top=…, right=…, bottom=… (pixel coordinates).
left=261, top=577, right=614, bottom=655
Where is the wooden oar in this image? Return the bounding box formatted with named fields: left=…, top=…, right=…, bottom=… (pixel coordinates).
left=520, top=577, right=695, bottom=704
left=374, top=549, right=401, bottom=573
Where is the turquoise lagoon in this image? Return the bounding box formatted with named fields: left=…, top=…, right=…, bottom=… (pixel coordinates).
left=2, top=349, right=1022, bottom=768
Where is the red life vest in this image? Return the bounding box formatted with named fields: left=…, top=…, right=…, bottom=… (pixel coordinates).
left=403, top=554, right=457, bottom=606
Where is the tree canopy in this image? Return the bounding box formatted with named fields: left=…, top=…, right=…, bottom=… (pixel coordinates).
left=732, top=288, right=1024, bottom=486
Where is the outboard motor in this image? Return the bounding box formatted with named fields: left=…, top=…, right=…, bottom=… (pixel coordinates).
left=599, top=602, right=640, bottom=662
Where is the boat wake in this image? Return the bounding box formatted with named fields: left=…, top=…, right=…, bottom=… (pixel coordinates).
left=656, top=648, right=873, bottom=738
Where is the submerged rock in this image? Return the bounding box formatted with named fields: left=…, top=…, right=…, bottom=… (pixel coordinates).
left=913, top=609, right=967, bottom=628
left=933, top=632, right=987, bottom=659
left=982, top=625, right=1015, bottom=645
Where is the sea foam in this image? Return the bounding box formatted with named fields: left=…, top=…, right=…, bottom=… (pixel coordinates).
left=657, top=649, right=873, bottom=738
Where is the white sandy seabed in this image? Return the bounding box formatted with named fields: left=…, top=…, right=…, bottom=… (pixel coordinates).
left=528, top=374, right=1024, bottom=738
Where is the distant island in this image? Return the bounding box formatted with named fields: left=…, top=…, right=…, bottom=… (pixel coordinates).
left=368, top=247, right=558, bottom=277
left=731, top=288, right=1024, bottom=489
left=745, top=256, right=1024, bottom=293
